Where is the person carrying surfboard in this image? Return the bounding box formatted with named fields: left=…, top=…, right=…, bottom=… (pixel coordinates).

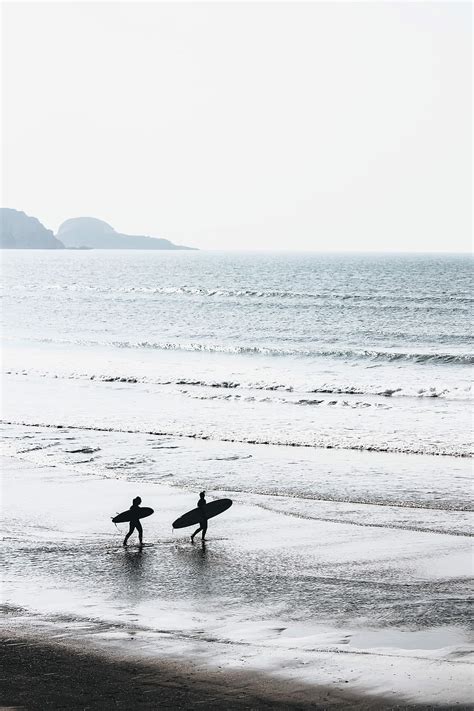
left=190, top=491, right=208, bottom=542
left=123, top=496, right=144, bottom=547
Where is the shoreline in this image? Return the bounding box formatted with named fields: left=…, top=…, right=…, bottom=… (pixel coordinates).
left=2, top=444, right=472, bottom=709
left=2, top=417, right=472, bottom=459
left=1, top=633, right=469, bottom=711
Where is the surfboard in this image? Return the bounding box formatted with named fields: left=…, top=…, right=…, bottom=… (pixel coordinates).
left=112, top=507, right=154, bottom=524
left=172, top=499, right=232, bottom=529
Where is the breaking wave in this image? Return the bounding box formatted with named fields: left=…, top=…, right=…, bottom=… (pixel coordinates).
left=4, top=368, right=470, bottom=400
left=8, top=282, right=473, bottom=304
left=106, top=341, right=474, bottom=365
left=7, top=335, right=472, bottom=365
left=2, top=419, right=472, bottom=458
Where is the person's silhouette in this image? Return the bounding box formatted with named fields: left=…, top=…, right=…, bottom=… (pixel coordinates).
left=191, top=491, right=207, bottom=542
left=123, top=496, right=144, bottom=547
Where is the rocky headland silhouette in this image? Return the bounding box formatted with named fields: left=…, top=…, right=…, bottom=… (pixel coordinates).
left=0, top=209, right=195, bottom=250
left=0, top=209, right=64, bottom=249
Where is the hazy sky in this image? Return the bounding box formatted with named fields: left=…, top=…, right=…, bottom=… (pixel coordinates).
left=2, top=1, right=472, bottom=251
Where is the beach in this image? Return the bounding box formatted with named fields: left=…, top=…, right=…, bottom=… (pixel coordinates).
left=1, top=446, right=472, bottom=708
left=1, top=250, right=473, bottom=708
left=2, top=636, right=471, bottom=711
left=3, top=637, right=452, bottom=711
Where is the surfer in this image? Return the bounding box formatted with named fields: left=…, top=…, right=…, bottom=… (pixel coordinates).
left=190, top=491, right=207, bottom=542
left=123, top=496, right=144, bottom=547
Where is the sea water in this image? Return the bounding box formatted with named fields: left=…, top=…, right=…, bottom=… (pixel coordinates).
left=2, top=250, right=472, bottom=456
left=1, top=250, right=473, bottom=704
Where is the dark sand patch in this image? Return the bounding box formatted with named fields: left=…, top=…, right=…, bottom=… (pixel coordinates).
left=0, top=636, right=469, bottom=710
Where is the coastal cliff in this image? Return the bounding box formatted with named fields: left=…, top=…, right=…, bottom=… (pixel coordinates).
left=0, top=210, right=195, bottom=250
left=57, top=217, right=194, bottom=250
left=0, top=209, right=64, bottom=249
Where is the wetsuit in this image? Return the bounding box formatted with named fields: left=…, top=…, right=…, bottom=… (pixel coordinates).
left=123, top=503, right=143, bottom=545
left=191, top=497, right=207, bottom=541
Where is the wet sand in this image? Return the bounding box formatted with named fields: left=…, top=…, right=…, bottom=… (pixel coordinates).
left=1, top=634, right=469, bottom=711
left=1, top=444, right=472, bottom=709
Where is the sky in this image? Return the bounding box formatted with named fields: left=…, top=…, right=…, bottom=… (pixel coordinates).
left=2, top=1, right=472, bottom=251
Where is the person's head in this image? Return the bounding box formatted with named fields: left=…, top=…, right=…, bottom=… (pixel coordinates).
left=199, top=491, right=205, bottom=499
left=133, top=496, right=142, bottom=506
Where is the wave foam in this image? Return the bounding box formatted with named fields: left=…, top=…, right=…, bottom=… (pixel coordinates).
left=9, top=283, right=473, bottom=305
left=5, top=368, right=471, bottom=401
left=2, top=419, right=472, bottom=459
left=8, top=335, right=472, bottom=365
left=106, top=340, right=473, bottom=365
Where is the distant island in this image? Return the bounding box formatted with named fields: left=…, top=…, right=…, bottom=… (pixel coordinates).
left=0, top=209, right=64, bottom=249
left=57, top=217, right=195, bottom=250
left=0, top=209, right=195, bottom=250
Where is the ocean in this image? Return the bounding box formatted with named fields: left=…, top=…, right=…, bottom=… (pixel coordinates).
left=1, top=250, right=473, bottom=705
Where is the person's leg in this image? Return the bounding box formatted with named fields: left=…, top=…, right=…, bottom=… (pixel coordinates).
left=123, top=523, right=135, bottom=546
left=201, top=521, right=208, bottom=541
left=191, top=525, right=202, bottom=541
left=137, top=521, right=143, bottom=545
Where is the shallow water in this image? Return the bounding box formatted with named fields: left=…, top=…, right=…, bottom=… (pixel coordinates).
left=2, top=434, right=473, bottom=704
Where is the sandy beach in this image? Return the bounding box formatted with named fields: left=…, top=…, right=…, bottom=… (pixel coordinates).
left=2, top=632, right=472, bottom=711
left=1, top=444, right=472, bottom=709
